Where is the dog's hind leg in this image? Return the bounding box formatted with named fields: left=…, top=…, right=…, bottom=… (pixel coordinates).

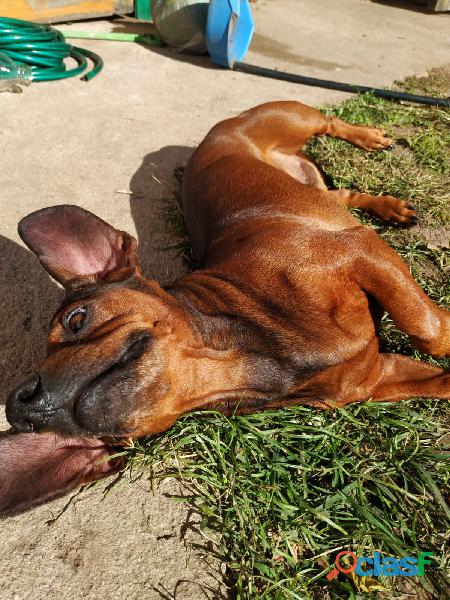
left=230, top=102, right=414, bottom=222
left=234, top=101, right=393, bottom=153
left=329, top=189, right=417, bottom=225
left=350, top=227, right=450, bottom=358
left=325, top=116, right=393, bottom=151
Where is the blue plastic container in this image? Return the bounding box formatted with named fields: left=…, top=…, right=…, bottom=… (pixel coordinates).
left=206, top=0, right=254, bottom=68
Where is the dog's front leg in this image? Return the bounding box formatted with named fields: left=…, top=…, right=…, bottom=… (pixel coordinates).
left=350, top=226, right=450, bottom=358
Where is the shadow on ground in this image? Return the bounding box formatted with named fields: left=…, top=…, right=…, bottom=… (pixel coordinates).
left=370, top=0, right=437, bottom=13
left=0, top=236, right=62, bottom=405
left=129, top=144, right=193, bottom=279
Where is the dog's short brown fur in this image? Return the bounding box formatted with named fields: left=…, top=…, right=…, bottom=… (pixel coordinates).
left=1, top=101, right=449, bottom=514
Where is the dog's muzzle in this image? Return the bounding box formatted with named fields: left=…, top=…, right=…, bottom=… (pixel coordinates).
left=6, top=372, right=57, bottom=433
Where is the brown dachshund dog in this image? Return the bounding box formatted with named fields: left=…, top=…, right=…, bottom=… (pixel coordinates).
left=1, top=101, right=449, bottom=515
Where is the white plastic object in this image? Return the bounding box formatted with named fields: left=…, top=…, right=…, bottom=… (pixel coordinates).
left=151, top=0, right=209, bottom=54
left=0, top=51, right=32, bottom=93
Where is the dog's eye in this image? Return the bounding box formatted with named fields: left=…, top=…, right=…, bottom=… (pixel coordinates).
left=64, top=307, right=87, bottom=334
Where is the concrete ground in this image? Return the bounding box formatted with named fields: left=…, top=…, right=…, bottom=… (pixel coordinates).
left=0, top=0, right=448, bottom=598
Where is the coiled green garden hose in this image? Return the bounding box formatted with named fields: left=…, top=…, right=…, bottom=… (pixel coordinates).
left=0, top=17, right=103, bottom=82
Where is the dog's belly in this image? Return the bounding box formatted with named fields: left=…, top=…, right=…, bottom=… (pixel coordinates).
left=204, top=215, right=359, bottom=273
left=183, top=154, right=358, bottom=261
left=215, top=208, right=349, bottom=233
left=269, top=150, right=327, bottom=189
left=183, top=152, right=375, bottom=370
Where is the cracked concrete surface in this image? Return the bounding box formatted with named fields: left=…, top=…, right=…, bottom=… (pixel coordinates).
left=0, top=0, right=449, bottom=598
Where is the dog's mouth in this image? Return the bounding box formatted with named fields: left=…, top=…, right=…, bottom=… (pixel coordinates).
left=53, top=434, right=125, bottom=454
left=72, top=331, right=152, bottom=436
left=7, top=331, right=152, bottom=438
left=78, top=331, right=151, bottom=404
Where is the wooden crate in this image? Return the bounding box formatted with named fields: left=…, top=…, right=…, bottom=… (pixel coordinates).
left=1, top=1, right=134, bottom=23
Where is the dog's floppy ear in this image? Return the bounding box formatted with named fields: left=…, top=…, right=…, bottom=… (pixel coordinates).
left=18, top=205, right=141, bottom=288
left=0, top=431, right=121, bottom=516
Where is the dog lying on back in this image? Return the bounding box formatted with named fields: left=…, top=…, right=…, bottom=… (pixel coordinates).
left=1, top=101, right=449, bottom=515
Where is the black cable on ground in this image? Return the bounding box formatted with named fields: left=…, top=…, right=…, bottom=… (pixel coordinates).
left=234, top=62, right=450, bottom=108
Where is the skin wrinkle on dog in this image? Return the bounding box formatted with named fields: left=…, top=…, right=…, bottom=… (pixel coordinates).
left=0, top=100, right=449, bottom=515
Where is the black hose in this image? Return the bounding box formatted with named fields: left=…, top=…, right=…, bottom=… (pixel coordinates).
left=234, top=62, right=450, bottom=108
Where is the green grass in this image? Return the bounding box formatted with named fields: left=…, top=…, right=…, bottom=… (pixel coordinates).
left=121, top=68, right=450, bottom=599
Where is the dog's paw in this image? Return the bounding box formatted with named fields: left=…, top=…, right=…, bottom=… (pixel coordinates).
left=353, top=126, right=393, bottom=151
left=376, top=196, right=418, bottom=226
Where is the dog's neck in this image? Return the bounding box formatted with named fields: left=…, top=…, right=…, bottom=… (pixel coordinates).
left=162, top=271, right=299, bottom=415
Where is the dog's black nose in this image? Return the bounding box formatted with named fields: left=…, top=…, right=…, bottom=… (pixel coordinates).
left=10, top=372, right=41, bottom=403
left=6, top=372, right=47, bottom=432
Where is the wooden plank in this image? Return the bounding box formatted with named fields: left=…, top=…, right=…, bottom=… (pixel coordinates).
left=0, top=1, right=133, bottom=23
left=116, top=0, right=134, bottom=13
